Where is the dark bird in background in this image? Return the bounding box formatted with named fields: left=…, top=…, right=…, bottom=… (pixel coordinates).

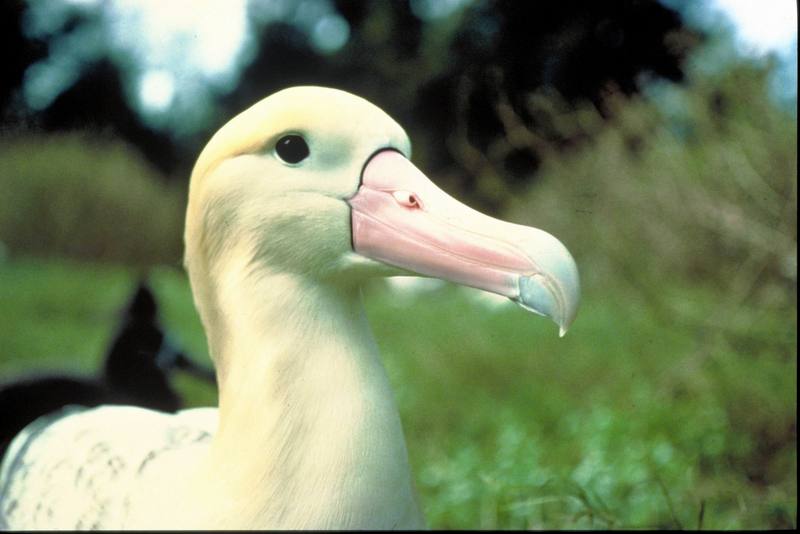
left=0, top=280, right=216, bottom=459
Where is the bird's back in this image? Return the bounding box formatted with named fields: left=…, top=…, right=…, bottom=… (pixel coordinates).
left=0, top=404, right=217, bottom=529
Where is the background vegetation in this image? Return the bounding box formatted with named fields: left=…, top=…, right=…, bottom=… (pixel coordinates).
left=0, top=133, right=185, bottom=266
left=0, top=0, right=795, bottom=529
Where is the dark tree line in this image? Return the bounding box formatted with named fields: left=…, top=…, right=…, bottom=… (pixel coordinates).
left=0, top=0, right=701, bottom=209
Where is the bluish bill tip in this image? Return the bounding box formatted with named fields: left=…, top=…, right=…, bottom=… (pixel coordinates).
left=516, top=274, right=570, bottom=337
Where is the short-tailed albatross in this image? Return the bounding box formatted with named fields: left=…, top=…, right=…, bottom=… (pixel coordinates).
left=0, top=86, right=579, bottom=530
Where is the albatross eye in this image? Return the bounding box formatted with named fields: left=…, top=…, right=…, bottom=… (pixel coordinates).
left=275, top=135, right=310, bottom=164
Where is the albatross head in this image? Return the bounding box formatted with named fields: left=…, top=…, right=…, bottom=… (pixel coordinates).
left=184, top=86, right=580, bottom=363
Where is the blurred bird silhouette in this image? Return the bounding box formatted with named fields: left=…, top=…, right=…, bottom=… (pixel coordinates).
left=0, top=280, right=216, bottom=460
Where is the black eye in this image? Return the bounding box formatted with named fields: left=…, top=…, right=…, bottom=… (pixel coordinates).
left=275, top=134, right=310, bottom=164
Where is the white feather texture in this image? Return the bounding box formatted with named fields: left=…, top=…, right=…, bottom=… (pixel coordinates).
left=0, top=406, right=217, bottom=529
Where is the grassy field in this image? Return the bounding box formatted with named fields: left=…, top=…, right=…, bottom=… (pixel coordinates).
left=0, top=256, right=794, bottom=529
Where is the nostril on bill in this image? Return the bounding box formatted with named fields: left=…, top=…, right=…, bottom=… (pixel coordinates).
left=392, top=190, right=422, bottom=209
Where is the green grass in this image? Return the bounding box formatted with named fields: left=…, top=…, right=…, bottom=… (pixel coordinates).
left=0, top=256, right=794, bottom=529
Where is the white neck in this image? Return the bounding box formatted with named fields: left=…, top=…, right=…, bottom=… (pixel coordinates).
left=171, top=260, right=424, bottom=529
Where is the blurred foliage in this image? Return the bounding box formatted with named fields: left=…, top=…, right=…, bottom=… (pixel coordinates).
left=0, top=132, right=185, bottom=266
left=504, top=59, right=796, bottom=302
left=482, top=57, right=797, bottom=528
left=0, top=0, right=700, bottom=193
left=366, top=282, right=795, bottom=529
